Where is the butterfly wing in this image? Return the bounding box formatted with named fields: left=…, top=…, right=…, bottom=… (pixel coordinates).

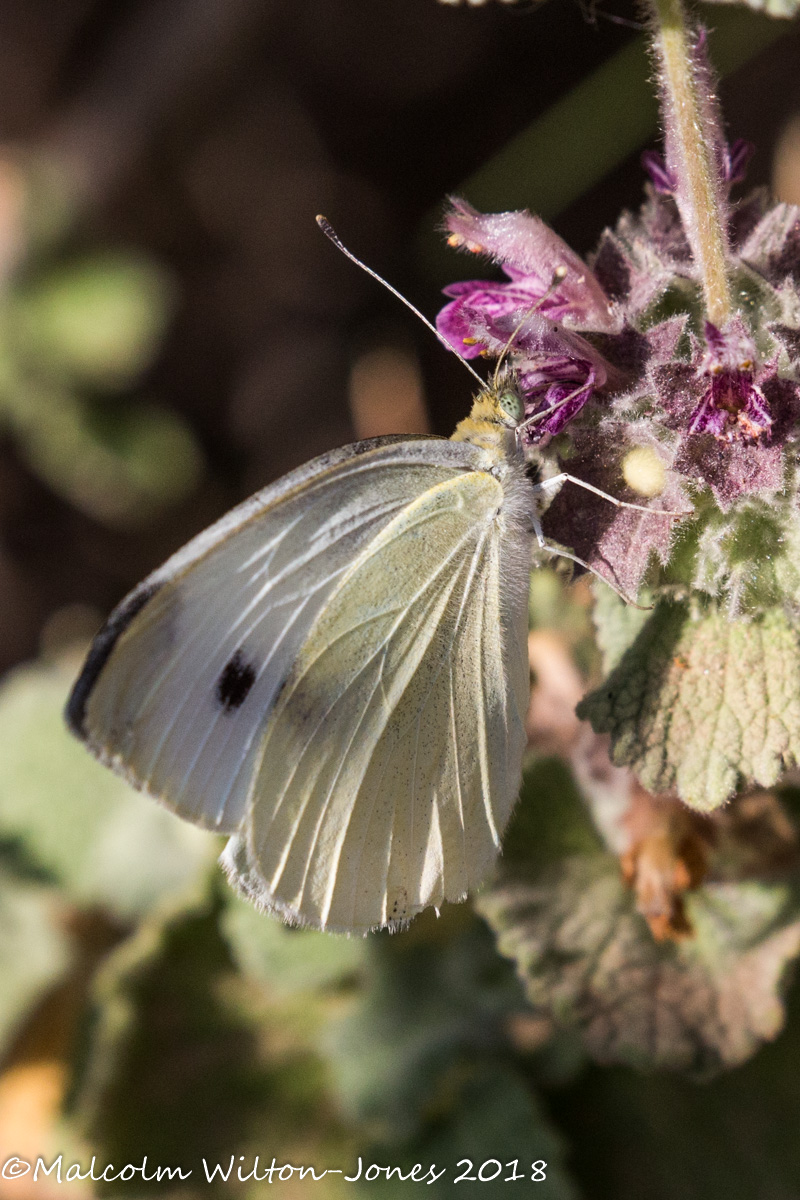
left=223, top=465, right=532, bottom=933
left=67, top=436, right=523, bottom=843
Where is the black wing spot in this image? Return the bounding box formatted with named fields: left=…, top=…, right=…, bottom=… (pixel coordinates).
left=216, top=651, right=256, bottom=712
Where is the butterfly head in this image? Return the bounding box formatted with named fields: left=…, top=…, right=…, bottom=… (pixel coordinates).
left=482, top=369, right=527, bottom=430
left=494, top=382, right=525, bottom=427
left=451, top=372, right=528, bottom=452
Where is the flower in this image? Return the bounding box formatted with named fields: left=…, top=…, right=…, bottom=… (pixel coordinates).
left=688, top=319, right=772, bottom=442
left=437, top=199, right=620, bottom=439
left=439, top=182, right=800, bottom=610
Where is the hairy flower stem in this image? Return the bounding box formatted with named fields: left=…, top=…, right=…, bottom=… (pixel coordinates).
left=648, top=0, right=733, bottom=326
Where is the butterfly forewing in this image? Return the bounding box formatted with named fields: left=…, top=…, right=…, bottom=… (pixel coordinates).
left=225, top=468, right=531, bottom=932
left=69, top=437, right=502, bottom=834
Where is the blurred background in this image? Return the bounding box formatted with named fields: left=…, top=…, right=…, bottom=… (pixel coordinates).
left=0, top=0, right=799, bottom=1196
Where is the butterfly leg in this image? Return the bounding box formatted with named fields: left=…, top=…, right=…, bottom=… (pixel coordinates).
left=529, top=506, right=651, bottom=610
left=535, top=472, right=689, bottom=518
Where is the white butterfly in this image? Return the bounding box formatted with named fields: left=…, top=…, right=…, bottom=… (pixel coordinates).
left=66, top=224, right=669, bottom=934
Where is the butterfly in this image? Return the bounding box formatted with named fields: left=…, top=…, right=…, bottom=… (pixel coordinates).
left=66, top=221, right=669, bottom=934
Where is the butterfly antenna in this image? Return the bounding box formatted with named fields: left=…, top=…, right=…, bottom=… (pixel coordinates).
left=316, top=215, right=486, bottom=387
left=491, top=266, right=568, bottom=391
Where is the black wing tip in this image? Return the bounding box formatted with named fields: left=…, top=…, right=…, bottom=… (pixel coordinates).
left=65, top=580, right=163, bottom=739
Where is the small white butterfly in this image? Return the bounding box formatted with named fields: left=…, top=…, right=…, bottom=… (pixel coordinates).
left=66, top=222, right=668, bottom=934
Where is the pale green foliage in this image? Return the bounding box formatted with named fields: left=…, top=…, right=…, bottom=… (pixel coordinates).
left=590, top=583, right=652, bottom=674
left=12, top=253, right=175, bottom=389
left=326, top=912, right=578, bottom=1198
left=701, top=0, right=800, bottom=17
left=0, top=870, right=73, bottom=1054
left=221, top=893, right=367, bottom=995
left=478, top=758, right=800, bottom=1074
left=0, top=226, right=203, bottom=526
left=0, top=653, right=214, bottom=918
left=363, top=1065, right=579, bottom=1200
left=579, top=602, right=800, bottom=811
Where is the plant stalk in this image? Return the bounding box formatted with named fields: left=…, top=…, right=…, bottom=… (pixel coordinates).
left=649, top=0, right=733, bottom=327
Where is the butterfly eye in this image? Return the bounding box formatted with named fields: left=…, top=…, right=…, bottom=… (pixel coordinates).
left=498, top=389, right=524, bottom=423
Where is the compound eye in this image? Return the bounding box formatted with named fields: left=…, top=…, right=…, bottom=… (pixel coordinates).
left=498, top=389, right=524, bottom=422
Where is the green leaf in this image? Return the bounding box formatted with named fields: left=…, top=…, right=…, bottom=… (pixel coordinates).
left=577, top=601, right=800, bottom=812
left=481, top=854, right=800, bottom=1074
left=590, top=582, right=653, bottom=675
left=70, top=898, right=273, bottom=1189
left=220, top=892, right=367, bottom=996
left=327, top=908, right=522, bottom=1141
left=478, top=759, right=800, bottom=1074
left=701, top=0, right=800, bottom=17
left=551, top=984, right=800, bottom=1200
left=0, top=653, right=214, bottom=919
left=361, top=1064, right=579, bottom=1200
left=69, top=895, right=354, bottom=1193
left=12, top=253, right=175, bottom=390
left=6, top=382, right=203, bottom=527
left=0, top=869, right=74, bottom=1055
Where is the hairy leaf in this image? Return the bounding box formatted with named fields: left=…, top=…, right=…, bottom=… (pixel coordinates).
left=481, top=855, right=800, bottom=1074
left=591, top=583, right=653, bottom=674
left=363, top=1065, right=578, bottom=1200
left=0, top=870, right=73, bottom=1056
left=68, top=896, right=350, bottom=1193
left=478, top=759, right=800, bottom=1074
left=0, top=653, right=213, bottom=918
left=700, top=0, right=800, bottom=17
left=327, top=909, right=522, bottom=1141
left=221, top=893, right=366, bottom=996
left=577, top=601, right=800, bottom=811
left=551, top=983, right=800, bottom=1200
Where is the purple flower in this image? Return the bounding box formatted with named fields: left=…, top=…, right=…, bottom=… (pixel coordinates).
left=689, top=320, right=772, bottom=443
left=437, top=199, right=621, bottom=438
left=438, top=156, right=800, bottom=608
left=440, top=199, right=620, bottom=335
left=641, top=150, right=677, bottom=196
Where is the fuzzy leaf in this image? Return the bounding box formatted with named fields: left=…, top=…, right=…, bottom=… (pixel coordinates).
left=0, top=870, right=74, bottom=1055
left=69, top=894, right=360, bottom=1192
left=591, top=582, right=653, bottom=673
left=327, top=909, right=521, bottom=1141
left=478, top=761, right=800, bottom=1074
left=221, top=893, right=366, bottom=996
left=12, top=253, right=175, bottom=390
left=0, top=653, right=213, bottom=919
left=556, top=982, right=800, bottom=1199
left=69, top=899, right=273, bottom=1186
left=364, top=1065, right=579, bottom=1200
left=577, top=602, right=800, bottom=811
left=701, top=0, right=800, bottom=18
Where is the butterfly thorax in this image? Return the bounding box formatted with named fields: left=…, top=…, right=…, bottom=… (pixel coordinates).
left=450, top=385, right=523, bottom=459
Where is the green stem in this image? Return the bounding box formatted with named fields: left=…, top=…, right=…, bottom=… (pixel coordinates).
left=649, top=0, right=733, bottom=327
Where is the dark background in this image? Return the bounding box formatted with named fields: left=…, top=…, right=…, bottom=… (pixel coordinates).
left=1, top=0, right=799, bottom=678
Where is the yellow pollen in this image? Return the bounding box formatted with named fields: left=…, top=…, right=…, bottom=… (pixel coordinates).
left=462, top=336, right=478, bottom=346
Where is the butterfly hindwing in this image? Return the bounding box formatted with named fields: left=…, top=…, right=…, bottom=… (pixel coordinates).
left=223, top=466, right=532, bottom=932
left=67, top=436, right=521, bottom=844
